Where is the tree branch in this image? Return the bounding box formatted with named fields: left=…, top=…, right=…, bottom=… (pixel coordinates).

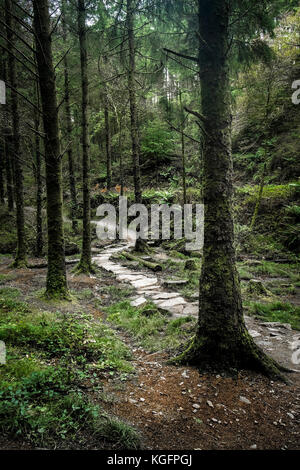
left=163, top=48, right=198, bottom=63
left=184, top=106, right=206, bottom=122
left=166, top=120, right=201, bottom=144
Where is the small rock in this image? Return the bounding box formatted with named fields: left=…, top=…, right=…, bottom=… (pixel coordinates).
left=192, top=404, right=200, bottom=409
left=250, top=445, right=257, bottom=450
left=207, top=400, right=214, bottom=408
left=140, top=398, right=145, bottom=402
left=129, top=398, right=138, bottom=404
left=239, top=396, right=251, bottom=405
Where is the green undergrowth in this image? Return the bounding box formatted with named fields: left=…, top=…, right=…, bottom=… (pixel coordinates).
left=106, top=300, right=195, bottom=352
left=237, top=260, right=300, bottom=281
left=0, top=287, right=139, bottom=449
left=246, top=300, right=300, bottom=330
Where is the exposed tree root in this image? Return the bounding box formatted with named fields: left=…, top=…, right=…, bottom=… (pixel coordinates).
left=170, top=328, right=289, bottom=383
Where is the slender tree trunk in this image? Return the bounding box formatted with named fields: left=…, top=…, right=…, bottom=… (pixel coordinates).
left=5, top=0, right=27, bottom=267
left=179, top=91, right=187, bottom=205
left=1, top=58, right=14, bottom=211
left=126, top=0, right=148, bottom=252
left=104, top=94, right=112, bottom=189
left=77, top=0, right=92, bottom=272
left=33, top=0, right=69, bottom=298
left=126, top=0, right=141, bottom=205
left=34, top=79, right=43, bottom=257
left=0, top=140, right=4, bottom=205
left=4, top=136, right=14, bottom=212
left=175, top=0, right=284, bottom=379
left=62, top=0, right=78, bottom=233
left=250, top=163, right=266, bottom=231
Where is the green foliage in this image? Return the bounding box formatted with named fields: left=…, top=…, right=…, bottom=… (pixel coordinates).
left=106, top=301, right=195, bottom=352
left=0, top=286, right=138, bottom=448
left=248, top=301, right=300, bottom=330
left=141, top=119, right=175, bottom=161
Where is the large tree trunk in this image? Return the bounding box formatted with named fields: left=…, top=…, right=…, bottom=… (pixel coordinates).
left=33, top=0, right=69, bottom=298
left=104, top=94, right=112, bottom=190
left=5, top=0, right=27, bottom=267
left=0, top=139, right=4, bottom=205
left=34, top=78, right=43, bottom=257
left=62, top=0, right=78, bottom=233
left=4, top=137, right=14, bottom=212
left=175, top=0, right=284, bottom=379
left=77, top=0, right=92, bottom=273
left=179, top=90, right=187, bottom=205
left=126, top=0, right=148, bottom=253
left=126, top=0, right=141, bottom=205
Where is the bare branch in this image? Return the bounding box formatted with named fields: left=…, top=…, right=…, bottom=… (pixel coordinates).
left=184, top=106, right=206, bottom=122
left=163, top=48, right=198, bottom=63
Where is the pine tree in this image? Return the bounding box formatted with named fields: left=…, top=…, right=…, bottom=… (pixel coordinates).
left=33, top=0, right=69, bottom=298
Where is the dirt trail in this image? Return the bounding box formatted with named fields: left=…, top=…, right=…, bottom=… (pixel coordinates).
left=0, top=249, right=299, bottom=450
left=91, top=244, right=300, bottom=450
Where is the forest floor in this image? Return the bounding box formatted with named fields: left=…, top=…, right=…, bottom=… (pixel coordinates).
left=0, top=244, right=299, bottom=450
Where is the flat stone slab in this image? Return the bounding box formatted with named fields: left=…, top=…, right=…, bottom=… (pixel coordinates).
left=131, top=297, right=147, bottom=307
left=137, top=286, right=161, bottom=294
left=151, top=292, right=180, bottom=300
left=131, top=278, right=158, bottom=289
left=156, top=297, right=187, bottom=309
left=117, top=274, right=146, bottom=282
left=182, top=305, right=198, bottom=316
left=168, top=306, right=185, bottom=315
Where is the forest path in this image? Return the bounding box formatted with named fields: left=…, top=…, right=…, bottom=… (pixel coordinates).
left=90, top=240, right=300, bottom=449
left=92, top=242, right=300, bottom=375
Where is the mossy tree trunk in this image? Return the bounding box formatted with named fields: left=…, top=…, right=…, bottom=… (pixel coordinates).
left=102, top=55, right=112, bottom=190
left=33, top=0, right=69, bottom=298
left=104, top=95, right=112, bottom=189
left=0, top=139, right=4, bottom=205
left=250, top=163, right=266, bottom=231
left=1, top=57, right=14, bottom=212
left=62, top=0, right=78, bottom=233
left=126, top=0, right=141, bottom=206
left=4, top=136, right=14, bottom=212
left=34, top=78, right=43, bottom=257
left=126, top=0, right=147, bottom=252
left=179, top=90, right=187, bottom=205
left=174, top=0, right=284, bottom=380
left=77, top=0, right=92, bottom=273
left=5, top=0, right=27, bottom=267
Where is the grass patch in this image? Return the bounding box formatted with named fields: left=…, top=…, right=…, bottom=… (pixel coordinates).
left=0, top=287, right=138, bottom=448
left=248, top=301, right=300, bottom=330
left=106, top=300, right=195, bottom=352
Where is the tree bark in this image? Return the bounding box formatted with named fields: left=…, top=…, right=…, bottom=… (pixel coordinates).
left=77, top=0, right=92, bottom=273
left=104, top=95, right=112, bottom=189
left=34, top=77, right=43, bottom=257
left=126, top=0, right=141, bottom=205
left=4, top=137, right=14, bottom=212
left=62, top=0, right=78, bottom=233
left=5, top=0, right=27, bottom=267
left=0, top=57, right=13, bottom=210
left=0, top=139, right=4, bottom=205
left=174, top=0, right=284, bottom=379
left=126, top=0, right=147, bottom=252
left=179, top=90, right=187, bottom=205
left=33, top=0, right=69, bottom=298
